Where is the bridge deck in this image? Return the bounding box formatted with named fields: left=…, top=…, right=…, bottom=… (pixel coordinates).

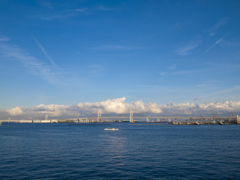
left=0, top=116, right=236, bottom=123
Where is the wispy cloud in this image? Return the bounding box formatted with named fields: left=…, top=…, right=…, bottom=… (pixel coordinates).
left=0, top=35, right=60, bottom=84
left=38, top=5, right=115, bottom=21
left=93, top=45, right=143, bottom=50
left=195, top=35, right=226, bottom=59
left=204, top=37, right=223, bottom=54
left=40, top=8, right=87, bottom=20
left=193, top=98, right=199, bottom=101
left=0, top=35, right=11, bottom=41
left=90, top=64, right=105, bottom=75
left=39, top=1, right=53, bottom=8
left=72, top=8, right=87, bottom=12
left=170, top=70, right=193, bottom=75
left=196, top=84, right=208, bottom=87
left=41, top=15, right=63, bottom=20
left=177, top=41, right=201, bottom=55
left=166, top=64, right=177, bottom=70
left=221, top=40, right=240, bottom=46
left=208, top=18, right=227, bottom=36
left=31, top=35, right=57, bottom=67
left=96, top=5, right=115, bottom=11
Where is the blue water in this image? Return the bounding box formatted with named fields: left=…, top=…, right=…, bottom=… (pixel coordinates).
left=0, top=123, right=240, bottom=179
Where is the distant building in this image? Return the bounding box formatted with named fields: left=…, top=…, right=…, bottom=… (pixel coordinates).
left=20, top=120, right=32, bottom=123
left=41, top=120, right=51, bottom=123
left=237, top=115, right=240, bottom=124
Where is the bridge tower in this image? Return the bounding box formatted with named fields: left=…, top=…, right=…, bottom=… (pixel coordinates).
left=98, top=109, right=101, bottom=122
left=130, top=108, right=133, bottom=123
left=146, top=117, right=150, bottom=123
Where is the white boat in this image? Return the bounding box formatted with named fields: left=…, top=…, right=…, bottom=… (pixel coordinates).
left=104, top=128, right=118, bottom=131
left=194, top=122, right=199, bottom=125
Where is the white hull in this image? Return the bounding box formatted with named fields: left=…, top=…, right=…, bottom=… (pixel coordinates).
left=104, top=128, right=118, bottom=131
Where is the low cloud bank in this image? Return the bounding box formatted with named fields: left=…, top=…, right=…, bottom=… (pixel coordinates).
left=2, top=97, right=240, bottom=119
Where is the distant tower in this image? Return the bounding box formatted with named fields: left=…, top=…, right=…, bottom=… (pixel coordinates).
left=130, top=108, right=133, bottom=123
left=146, top=117, right=150, bottom=123
left=45, top=114, right=48, bottom=120
left=98, top=109, right=101, bottom=122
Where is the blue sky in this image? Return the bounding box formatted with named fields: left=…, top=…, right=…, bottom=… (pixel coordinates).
left=0, top=0, right=240, bottom=118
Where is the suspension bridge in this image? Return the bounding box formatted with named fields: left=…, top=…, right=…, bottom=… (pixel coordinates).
left=0, top=109, right=239, bottom=124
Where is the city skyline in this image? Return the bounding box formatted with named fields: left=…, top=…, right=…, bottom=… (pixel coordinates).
left=0, top=0, right=240, bottom=119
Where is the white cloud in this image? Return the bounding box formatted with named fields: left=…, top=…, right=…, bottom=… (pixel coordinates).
left=3, top=97, right=240, bottom=119
left=6, top=106, right=23, bottom=116
left=33, top=104, right=80, bottom=117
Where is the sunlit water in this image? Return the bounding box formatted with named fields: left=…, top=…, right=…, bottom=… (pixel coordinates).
left=1, top=123, right=240, bottom=179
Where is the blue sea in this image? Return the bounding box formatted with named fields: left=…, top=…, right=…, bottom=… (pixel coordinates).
left=0, top=123, right=240, bottom=179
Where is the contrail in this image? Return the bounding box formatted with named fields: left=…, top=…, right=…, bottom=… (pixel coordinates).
left=204, top=38, right=223, bottom=53
left=31, top=35, right=57, bottom=67
left=195, top=34, right=227, bottom=60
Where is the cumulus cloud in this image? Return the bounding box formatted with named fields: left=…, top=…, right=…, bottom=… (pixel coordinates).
left=6, top=106, right=23, bottom=116
left=2, top=97, right=240, bottom=119
left=33, top=104, right=80, bottom=117
left=76, top=97, right=162, bottom=114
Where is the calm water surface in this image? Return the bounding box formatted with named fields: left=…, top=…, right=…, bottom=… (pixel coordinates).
left=0, top=123, right=240, bottom=179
